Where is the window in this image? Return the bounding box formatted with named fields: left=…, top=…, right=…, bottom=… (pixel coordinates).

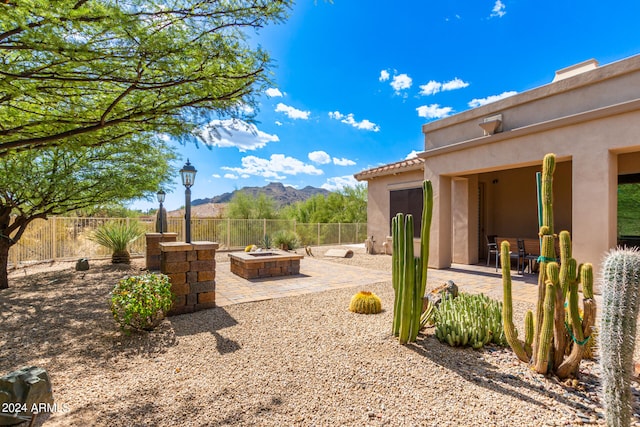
left=390, top=187, right=423, bottom=238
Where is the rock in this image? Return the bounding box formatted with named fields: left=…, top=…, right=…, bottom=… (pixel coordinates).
left=0, top=366, right=54, bottom=425
left=426, top=280, right=458, bottom=307
left=75, top=258, right=89, bottom=271
left=324, top=249, right=354, bottom=258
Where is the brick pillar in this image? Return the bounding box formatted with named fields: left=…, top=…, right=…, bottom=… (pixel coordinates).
left=159, top=241, right=219, bottom=316
left=145, top=232, right=178, bottom=271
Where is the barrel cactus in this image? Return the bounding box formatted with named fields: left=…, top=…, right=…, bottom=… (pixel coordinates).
left=349, top=291, right=382, bottom=314
left=599, top=247, right=640, bottom=427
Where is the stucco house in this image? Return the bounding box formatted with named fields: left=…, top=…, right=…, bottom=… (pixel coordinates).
left=355, top=54, right=640, bottom=274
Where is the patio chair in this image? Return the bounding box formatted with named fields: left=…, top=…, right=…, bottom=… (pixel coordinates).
left=517, top=239, right=538, bottom=274
left=485, top=235, right=498, bottom=267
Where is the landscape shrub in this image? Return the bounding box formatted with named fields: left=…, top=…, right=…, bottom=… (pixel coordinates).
left=272, top=230, right=300, bottom=250
left=110, top=273, right=174, bottom=331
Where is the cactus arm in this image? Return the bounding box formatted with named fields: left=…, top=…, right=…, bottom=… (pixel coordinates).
left=419, top=180, right=433, bottom=298
left=501, top=241, right=530, bottom=362
left=392, top=214, right=403, bottom=336
left=398, top=215, right=415, bottom=344
left=409, top=257, right=422, bottom=342
left=545, top=260, right=567, bottom=371
left=558, top=231, right=574, bottom=298
left=599, top=251, right=640, bottom=427
left=534, top=280, right=556, bottom=374
left=541, top=153, right=555, bottom=234
left=524, top=310, right=534, bottom=358
left=533, top=231, right=555, bottom=362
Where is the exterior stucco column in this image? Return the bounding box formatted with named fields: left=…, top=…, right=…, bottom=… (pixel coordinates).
left=452, top=176, right=479, bottom=264
left=425, top=169, right=452, bottom=269
left=571, top=149, right=617, bottom=277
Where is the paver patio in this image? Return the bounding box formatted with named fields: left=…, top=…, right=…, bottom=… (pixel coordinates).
left=215, top=256, right=543, bottom=307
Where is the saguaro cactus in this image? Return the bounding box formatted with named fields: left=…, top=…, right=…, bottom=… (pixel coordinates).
left=392, top=180, right=433, bottom=344
left=501, top=153, right=596, bottom=379
left=599, top=248, right=640, bottom=427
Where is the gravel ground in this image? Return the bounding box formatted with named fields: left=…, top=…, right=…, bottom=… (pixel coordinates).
left=1, top=247, right=639, bottom=426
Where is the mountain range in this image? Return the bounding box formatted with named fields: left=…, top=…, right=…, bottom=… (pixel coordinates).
left=192, top=182, right=330, bottom=207
left=168, top=182, right=330, bottom=217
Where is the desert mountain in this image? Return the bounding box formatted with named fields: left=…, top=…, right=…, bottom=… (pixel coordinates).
left=193, top=182, right=330, bottom=207
left=168, top=182, right=330, bottom=217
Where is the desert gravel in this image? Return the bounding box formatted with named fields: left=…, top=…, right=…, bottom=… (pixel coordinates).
left=1, top=247, right=639, bottom=426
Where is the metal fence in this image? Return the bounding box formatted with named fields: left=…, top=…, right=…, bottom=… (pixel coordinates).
left=8, top=217, right=367, bottom=266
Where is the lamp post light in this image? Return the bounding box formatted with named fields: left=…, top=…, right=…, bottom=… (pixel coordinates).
left=156, top=189, right=166, bottom=234
left=179, top=159, right=197, bottom=243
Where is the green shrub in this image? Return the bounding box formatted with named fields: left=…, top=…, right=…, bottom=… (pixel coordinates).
left=434, top=293, right=507, bottom=349
left=110, top=273, right=174, bottom=331
left=89, top=220, right=144, bottom=263
left=272, top=229, right=300, bottom=250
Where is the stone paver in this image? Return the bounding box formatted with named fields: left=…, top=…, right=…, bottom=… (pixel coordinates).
left=215, top=257, right=542, bottom=307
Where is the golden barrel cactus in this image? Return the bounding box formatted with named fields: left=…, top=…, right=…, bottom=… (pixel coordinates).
left=349, top=291, right=382, bottom=314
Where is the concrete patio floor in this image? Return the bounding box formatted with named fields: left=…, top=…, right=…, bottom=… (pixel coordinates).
left=214, top=256, right=542, bottom=307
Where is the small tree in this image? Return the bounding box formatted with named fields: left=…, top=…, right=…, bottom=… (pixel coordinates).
left=0, top=137, right=175, bottom=289
left=0, top=1, right=292, bottom=155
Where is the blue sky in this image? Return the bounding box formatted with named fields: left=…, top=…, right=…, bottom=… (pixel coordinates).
left=131, top=0, right=640, bottom=211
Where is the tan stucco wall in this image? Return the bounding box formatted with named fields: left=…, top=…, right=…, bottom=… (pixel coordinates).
left=423, top=109, right=640, bottom=273
left=358, top=54, right=640, bottom=277
left=365, top=169, right=425, bottom=254
left=423, top=55, right=640, bottom=151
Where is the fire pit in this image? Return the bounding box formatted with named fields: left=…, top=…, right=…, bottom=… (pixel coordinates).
left=228, top=250, right=304, bottom=279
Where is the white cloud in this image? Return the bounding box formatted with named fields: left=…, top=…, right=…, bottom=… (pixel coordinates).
left=197, top=119, right=279, bottom=152
left=416, top=104, right=454, bottom=119
left=405, top=150, right=420, bottom=159
left=224, top=173, right=238, bottom=179
left=275, top=121, right=283, bottom=126
left=379, top=70, right=390, bottom=82
left=442, top=77, right=469, bottom=91
left=419, top=81, right=442, bottom=96
left=419, top=77, right=469, bottom=96
left=333, top=157, right=356, bottom=166
left=490, top=0, right=506, bottom=18
left=222, top=154, right=324, bottom=180
left=328, top=111, right=380, bottom=132
left=321, top=175, right=360, bottom=191
left=212, top=174, right=221, bottom=178
left=468, top=90, right=517, bottom=108
left=265, top=87, right=283, bottom=97
left=390, top=73, right=412, bottom=92
left=309, top=151, right=331, bottom=164
left=275, top=103, right=310, bottom=120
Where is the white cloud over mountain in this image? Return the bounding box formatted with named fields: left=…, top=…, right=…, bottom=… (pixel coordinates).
left=308, top=151, right=331, bottom=164
left=198, top=119, right=279, bottom=152
left=275, top=103, right=310, bottom=120
left=468, top=90, right=517, bottom=108
left=222, top=154, right=323, bottom=180
left=328, top=111, right=380, bottom=132
left=416, top=104, right=454, bottom=119
left=321, top=175, right=360, bottom=191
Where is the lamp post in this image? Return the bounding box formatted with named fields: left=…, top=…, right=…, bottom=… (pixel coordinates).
left=156, top=189, right=166, bottom=234
left=179, top=159, right=197, bottom=243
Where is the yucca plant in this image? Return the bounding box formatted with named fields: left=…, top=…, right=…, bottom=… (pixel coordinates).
left=90, top=221, right=144, bottom=264
left=272, top=230, right=300, bottom=251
